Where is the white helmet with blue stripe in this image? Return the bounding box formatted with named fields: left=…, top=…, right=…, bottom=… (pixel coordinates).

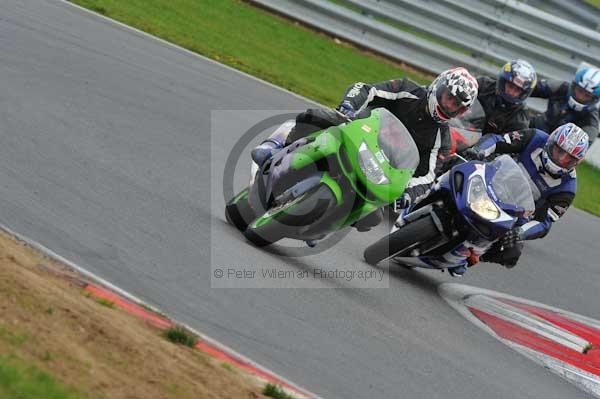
left=568, top=67, right=600, bottom=112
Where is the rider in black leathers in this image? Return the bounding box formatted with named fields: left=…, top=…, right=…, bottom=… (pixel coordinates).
left=251, top=68, right=479, bottom=230
left=475, top=59, right=537, bottom=135
left=529, top=66, right=600, bottom=144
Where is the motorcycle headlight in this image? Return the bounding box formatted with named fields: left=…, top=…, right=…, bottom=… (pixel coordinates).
left=467, top=175, right=499, bottom=220
left=358, top=141, right=389, bottom=185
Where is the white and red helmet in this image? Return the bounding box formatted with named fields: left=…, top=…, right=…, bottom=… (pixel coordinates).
left=542, top=123, right=589, bottom=176
left=427, top=67, right=478, bottom=123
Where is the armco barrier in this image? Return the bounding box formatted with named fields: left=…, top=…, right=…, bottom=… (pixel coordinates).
left=252, top=0, right=600, bottom=81
left=587, top=141, right=600, bottom=169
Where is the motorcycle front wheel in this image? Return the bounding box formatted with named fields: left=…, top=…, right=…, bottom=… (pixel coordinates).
left=243, top=184, right=335, bottom=247
left=364, top=215, right=439, bottom=265
left=225, top=188, right=255, bottom=232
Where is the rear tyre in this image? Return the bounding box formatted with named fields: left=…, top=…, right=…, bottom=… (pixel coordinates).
left=364, top=215, right=439, bottom=265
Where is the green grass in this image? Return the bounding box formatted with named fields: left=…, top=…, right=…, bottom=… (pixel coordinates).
left=0, top=355, right=86, bottom=399
left=95, top=298, right=116, bottom=309
left=0, top=325, right=28, bottom=347
left=263, top=383, right=294, bottom=399
left=574, top=162, right=600, bottom=216
left=163, top=326, right=198, bottom=348
left=584, top=0, right=600, bottom=8
left=69, top=0, right=429, bottom=108
left=220, top=362, right=233, bottom=371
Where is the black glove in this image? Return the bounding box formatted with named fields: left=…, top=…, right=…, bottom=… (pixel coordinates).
left=337, top=101, right=356, bottom=119
left=462, top=146, right=486, bottom=161
left=500, top=227, right=524, bottom=250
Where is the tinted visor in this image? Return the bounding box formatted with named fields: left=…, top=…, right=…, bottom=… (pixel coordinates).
left=436, top=85, right=469, bottom=119
left=572, top=83, right=598, bottom=104
left=549, top=143, right=580, bottom=169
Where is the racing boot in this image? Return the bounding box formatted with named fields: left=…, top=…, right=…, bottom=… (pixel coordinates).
left=251, top=138, right=284, bottom=166
left=251, top=120, right=295, bottom=167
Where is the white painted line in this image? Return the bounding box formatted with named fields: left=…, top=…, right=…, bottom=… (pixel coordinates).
left=0, top=222, right=320, bottom=399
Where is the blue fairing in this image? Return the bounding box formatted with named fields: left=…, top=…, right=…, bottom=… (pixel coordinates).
left=415, top=156, right=534, bottom=269
left=448, top=161, right=517, bottom=239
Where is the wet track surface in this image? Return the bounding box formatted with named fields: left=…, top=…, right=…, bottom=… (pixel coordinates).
left=0, top=1, right=599, bottom=397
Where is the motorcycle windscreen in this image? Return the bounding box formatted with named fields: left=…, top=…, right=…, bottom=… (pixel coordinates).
left=448, top=99, right=485, bottom=152
left=376, top=108, right=419, bottom=170
left=487, top=155, right=535, bottom=217
left=449, top=99, right=486, bottom=130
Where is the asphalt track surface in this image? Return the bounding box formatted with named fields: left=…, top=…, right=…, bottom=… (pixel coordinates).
left=1, top=1, right=599, bottom=398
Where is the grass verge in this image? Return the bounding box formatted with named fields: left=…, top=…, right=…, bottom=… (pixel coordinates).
left=0, top=355, right=86, bottom=399
left=68, top=0, right=430, bottom=108
left=69, top=0, right=599, bottom=217
left=584, top=0, right=600, bottom=8
left=164, top=326, right=198, bottom=348
left=263, top=383, right=294, bottom=399
left=573, top=162, right=600, bottom=216
left=95, top=297, right=115, bottom=309
left=0, top=229, right=271, bottom=399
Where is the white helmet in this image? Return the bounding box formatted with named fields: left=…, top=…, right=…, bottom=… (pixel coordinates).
left=427, top=67, right=479, bottom=123
left=567, top=67, right=600, bottom=112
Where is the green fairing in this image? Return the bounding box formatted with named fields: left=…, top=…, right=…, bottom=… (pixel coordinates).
left=290, top=110, right=414, bottom=206
left=228, top=108, right=419, bottom=245
left=319, top=173, right=343, bottom=205
left=340, top=112, right=414, bottom=203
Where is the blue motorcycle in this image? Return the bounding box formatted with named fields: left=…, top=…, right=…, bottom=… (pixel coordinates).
left=363, top=155, right=535, bottom=272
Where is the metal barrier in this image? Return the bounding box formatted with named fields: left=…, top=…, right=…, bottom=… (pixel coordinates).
left=524, top=0, right=600, bottom=29
left=588, top=141, right=600, bottom=169
left=344, top=0, right=579, bottom=81
left=251, top=0, right=600, bottom=81
left=251, top=0, right=498, bottom=76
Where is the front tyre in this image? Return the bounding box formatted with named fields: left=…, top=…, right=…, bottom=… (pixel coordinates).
left=225, top=188, right=255, bottom=232
left=243, top=185, right=335, bottom=247
left=364, top=215, right=439, bottom=265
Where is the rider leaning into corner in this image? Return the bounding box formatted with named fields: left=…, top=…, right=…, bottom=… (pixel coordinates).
left=251, top=67, right=479, bottom=231
left=462, top=122, right=589, bottom=271
left=529, top=66, right=600, bottom=144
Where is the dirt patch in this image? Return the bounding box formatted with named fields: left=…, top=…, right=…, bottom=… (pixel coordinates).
left=0, top=229, right=270, bottom=399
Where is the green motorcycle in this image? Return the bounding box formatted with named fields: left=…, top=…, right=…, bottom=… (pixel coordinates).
left=225, top=108, right=420, bottom=247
